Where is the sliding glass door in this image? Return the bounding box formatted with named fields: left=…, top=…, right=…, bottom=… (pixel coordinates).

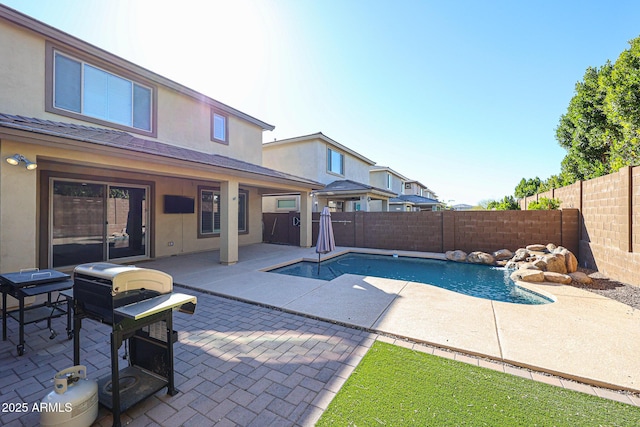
left=51, top=180, right=148, bottom=268
left=107, top=185, right=147, bottom=260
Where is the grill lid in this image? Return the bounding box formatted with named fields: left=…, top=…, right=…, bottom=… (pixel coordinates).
left=74, top=263, right=172, bottom=295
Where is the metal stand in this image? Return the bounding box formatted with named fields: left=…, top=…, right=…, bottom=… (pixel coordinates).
left=1, top=278, right=73, bottom=356
left=74, top=307, right=178, bottom=427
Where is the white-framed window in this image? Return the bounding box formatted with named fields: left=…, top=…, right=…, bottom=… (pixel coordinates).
left=276, top=198, right=297, bottom=210
left=52, top=51, right=153, bottom=132
left=387, top=173, right=392, bottom=189
left=211, top=110, right=228, bottom=144
left=199, top=187, right=247, bottom=236
left=327, top=148, right=344, bottom=175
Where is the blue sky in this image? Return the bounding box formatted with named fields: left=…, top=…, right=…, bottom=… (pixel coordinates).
left=3, top=1, right=640, bottom=205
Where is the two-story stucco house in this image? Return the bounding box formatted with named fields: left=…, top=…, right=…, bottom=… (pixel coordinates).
left=390, top=179, right=444, bottom=211
left=369, top=166, right=409, bottom=211
left=262, top=133, right=396, bottom=212
left=0, top=4, right=322, bottom=278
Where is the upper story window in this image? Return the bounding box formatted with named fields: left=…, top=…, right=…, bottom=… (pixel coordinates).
left=50, top=49, right=154, bottom=134
left=211, top=110, right=228, bottom=144
left=387, top=173, right=392, bottom=189
left=327, top=148, right=344, bottom=175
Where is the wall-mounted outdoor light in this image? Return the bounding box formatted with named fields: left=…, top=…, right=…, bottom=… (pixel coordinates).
left=5, top=154, right=37, bottom=170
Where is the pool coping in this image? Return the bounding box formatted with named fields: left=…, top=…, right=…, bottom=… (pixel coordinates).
left=263, top=248, right=557, bottom=305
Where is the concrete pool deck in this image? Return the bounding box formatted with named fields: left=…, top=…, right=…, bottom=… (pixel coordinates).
left=141, top=243, right=640, bottom=395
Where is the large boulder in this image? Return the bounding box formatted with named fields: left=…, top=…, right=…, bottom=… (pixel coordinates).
left=445, top=250, right=467, bottom=262
left=467, top=251, right=495, bottom=265
left=492, top=249, right=513, bottom=261
left=543, top=271, right=572, bottom=284
left=532, top=258, right=547, bottom=270
left=512, top=248, right=529, bottom=262
left=542, top=254, right=567, bottom=274
left=569, top=271, right=593, bottom=285
left=553, top=247, right=578, bottom=273
left=510, top=269, right=544, bottom=282
left=519, top=262, right=541, bottom=270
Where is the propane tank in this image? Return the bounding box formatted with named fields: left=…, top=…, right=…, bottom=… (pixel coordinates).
left=40, top=365, right=98, bottom=427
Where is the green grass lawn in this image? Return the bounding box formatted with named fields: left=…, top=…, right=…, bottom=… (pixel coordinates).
left=317, top=341, right=639, bottom=426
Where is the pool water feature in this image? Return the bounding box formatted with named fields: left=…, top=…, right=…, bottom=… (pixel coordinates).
left=269, top=253, right=551, bottom=305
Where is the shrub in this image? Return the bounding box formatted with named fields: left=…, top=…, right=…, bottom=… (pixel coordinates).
left=528, top=197, right=561, bottom=210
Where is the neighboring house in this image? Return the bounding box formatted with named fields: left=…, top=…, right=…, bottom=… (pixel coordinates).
left=262, top=133, right=396, bottom=212
left=369, top=166, right=409, bottom=211
left=0, top=4, right=322, bottom=278
left=390, top=180, right=444, bottom=211
left=453, top=203, right=474, bottom=211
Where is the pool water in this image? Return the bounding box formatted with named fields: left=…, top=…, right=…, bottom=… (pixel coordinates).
left=269, top=253, right=551, bottom=305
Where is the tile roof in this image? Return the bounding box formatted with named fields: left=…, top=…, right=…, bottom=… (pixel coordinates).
left=0, top=113, right=321, bottom=187
left=389, top=194, right=442, bottom=205
left=315, top=179, right=397, bottom=197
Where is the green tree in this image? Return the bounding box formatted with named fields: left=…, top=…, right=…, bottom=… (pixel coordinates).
left=514, top=177, right=542, bottom=199
left=487, top=196, right=520, bottom=210
left=555, top=64, right=619, bottom=181
left=517, top=35, right=640, bottom=200
left=539, top=174, right=572, bottom=192
left=606, top=36, right=640, bottom=169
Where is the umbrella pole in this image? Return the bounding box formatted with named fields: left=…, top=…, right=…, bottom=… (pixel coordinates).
left=317, top=253, right=321, bottom=275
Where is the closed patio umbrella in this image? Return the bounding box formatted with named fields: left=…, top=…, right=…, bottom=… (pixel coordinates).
left=315, top=206, right=336, bottom=275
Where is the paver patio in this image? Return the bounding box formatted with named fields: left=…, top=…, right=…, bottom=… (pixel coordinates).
left=0, top=289, right=375, bottom=426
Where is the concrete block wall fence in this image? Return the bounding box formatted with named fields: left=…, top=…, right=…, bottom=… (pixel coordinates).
left=302, top=209, right=580, bottom=266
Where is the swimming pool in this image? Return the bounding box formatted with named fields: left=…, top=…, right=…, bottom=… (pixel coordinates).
left=269, top=253, right=551, bottom=305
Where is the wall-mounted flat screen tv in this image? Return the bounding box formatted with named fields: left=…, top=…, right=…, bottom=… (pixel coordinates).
left=164, top=195, right=195, bottom=214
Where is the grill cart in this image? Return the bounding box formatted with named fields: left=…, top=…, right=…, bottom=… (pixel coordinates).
left=72, top=263, right=196, bottom=427
left=1, top=268, right=73, bottom=356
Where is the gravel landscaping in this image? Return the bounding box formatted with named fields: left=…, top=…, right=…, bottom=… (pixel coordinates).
left=572, top=268, right=640, bottom=310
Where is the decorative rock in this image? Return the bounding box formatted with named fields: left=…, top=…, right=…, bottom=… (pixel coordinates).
left=526, top=244, right=547, bottom=252
left=446, top=250, right=467, bottom=262
left=492, top=249, right=513, bottom=261
left=512, top=248, right=529, bottom=262
left=554, top=247, right=578, bottom=273
left=532, top=259, right=547, bottom=270
left=542, top=254, right=567, bottom=274
left=519, top=262, right=540, bottom=270
left=505, top=260, right=518, bottom=269
left=569, top=271, right=593, bottom=285
left=510, top=269, right=544, bottom=282
left=467, top=251, right=495, bottom=265
left=546, top=243, right=557, bottom=252
left=543, top=272, right=572, bottom=284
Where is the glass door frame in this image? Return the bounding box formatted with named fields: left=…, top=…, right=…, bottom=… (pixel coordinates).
left=48, top=177, right=150, bottom=268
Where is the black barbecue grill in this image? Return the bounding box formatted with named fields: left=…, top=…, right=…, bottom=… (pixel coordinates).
left=72, top=263, right=196, bottom=427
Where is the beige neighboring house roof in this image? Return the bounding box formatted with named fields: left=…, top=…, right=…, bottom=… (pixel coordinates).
left=0, top=4, right=274, bottom=132
left=263, top=132, right=376, bottom=166
left=0, top=113, right=323, bottom=189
